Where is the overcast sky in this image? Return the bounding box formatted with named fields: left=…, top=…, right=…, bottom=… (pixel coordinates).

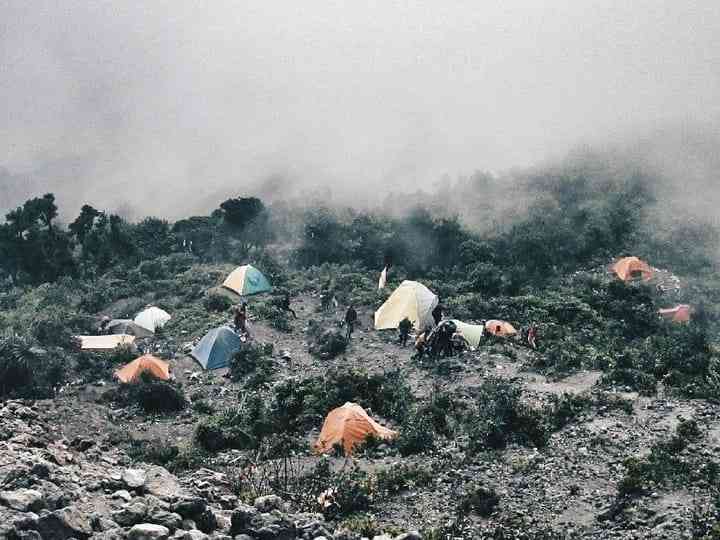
left=1, top=1, right=719, bottom=216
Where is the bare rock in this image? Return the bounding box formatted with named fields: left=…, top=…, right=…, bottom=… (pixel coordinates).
left=145, top=466, right=182, bottom=500
left=36, top=506, right=93, bottom=540
left=123, top=469, right=148, bottom=490
left=0, top=488, right=45, bottom=512
left=128, top=523, right=171, bottom=540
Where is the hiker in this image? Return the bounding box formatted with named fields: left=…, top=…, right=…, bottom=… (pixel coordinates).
left=320, top=280, right=333, bottom=311
left=527, top=323, right=538, bottom=350
left=452, top=330, right=469, bottom=355
left=98, top=316, right=111, bottom=335
left=398, top=317, right=412, bottom=347
left=344, top=304, right=358, bottom=340
left=431, top=321, right=454, bottom=358
left=280, top=293, right=297, bottom=319
left=432, top=303, right=443, bottom=326
left=413, top=329, right=428, bottom=360
left=233, top=302, right=248, bottom=335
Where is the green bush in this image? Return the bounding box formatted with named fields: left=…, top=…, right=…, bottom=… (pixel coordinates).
left=396, top=412, right=435, bottom=456
left=0, top=336, right=65, bottom=399
left=229, top=342, right=273, bottom=384
left=467, top=377, right=549, bottom=451
left=203, top=292, right=232, bottom=312
left=309, top=328, right=348, bottom=359
left=106, top=373, right=187, bottom=414
left=459, top=485, right=500, bottom=517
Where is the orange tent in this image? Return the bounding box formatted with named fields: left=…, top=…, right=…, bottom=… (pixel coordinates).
left=611, top=257, right=654, bottom=282
left=114, top=354, right=170, bottom=384
left=485, top=320, right=517, bottom=337
left=659, top=304, right=692, bottom=323
left=314, top=402, right=398, bottom=455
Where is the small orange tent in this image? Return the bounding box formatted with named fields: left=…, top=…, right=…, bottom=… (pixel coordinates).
left=485, top=320, right=517, bottom=337
left=659, top=305, right=692, bottom=323
left=314, top=402, right=398, bottom=455
left=611, top=257, right=654, bottom=282
left=114, top=355, right=170, bottom=384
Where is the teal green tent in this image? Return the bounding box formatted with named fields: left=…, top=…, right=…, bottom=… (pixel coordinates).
left=222, top=264, right=272, bottom=296
left=191, top=326, right=242, bottom=370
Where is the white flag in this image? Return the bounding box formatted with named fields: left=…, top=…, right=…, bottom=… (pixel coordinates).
left=378, top=266, right=388, bottom=290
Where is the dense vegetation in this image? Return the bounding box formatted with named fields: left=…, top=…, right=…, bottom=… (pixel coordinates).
left=2, top=152, right=720, bottom=534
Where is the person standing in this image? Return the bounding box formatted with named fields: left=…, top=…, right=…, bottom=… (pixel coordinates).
left=527, top=323, right=538, bottom=350
left=398, top=317, right=412, bottom=347
left=432, top=303, right=443, bottom=326
left=344, top=304, right=358, bottom=341
left=233, top=302, right=248, bottom=334
left=280, top=293, right=297, bottom=319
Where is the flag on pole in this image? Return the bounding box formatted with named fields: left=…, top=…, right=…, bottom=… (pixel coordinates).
left=378, top=266, right=388, bottom=290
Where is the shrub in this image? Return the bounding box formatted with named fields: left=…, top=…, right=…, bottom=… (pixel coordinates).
left=374, top=463, right=433, bottom=495
left=106, top=372, right=187, bottom=414
left=0, top=336, right=65, bottom=399
left=203, top=292, right=232, bottom=313
left=467, top=377, right=549, bottom=451
left=229, top=342, right=273, bottom=383
left=309, top=328, right=348, bottom=359
left=396, top=412, right=435, bottom=456
left=459, top=485, right=500, bottom=517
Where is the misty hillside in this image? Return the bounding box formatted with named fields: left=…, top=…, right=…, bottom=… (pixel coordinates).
left=3, top=148, right=720, bottom=539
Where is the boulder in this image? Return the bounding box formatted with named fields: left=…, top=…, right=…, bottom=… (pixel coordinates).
left=0, top=489, right=45, bottom=512
left=123, top=469, right=148, bottom=490
left=171, top=497, right=207, bottom=519
left=111, top=501, right=148, bottom=527
left=394, top=533, right=423, bottom=540
left=127, top=524, right=170, bottom=540
left=149, top=510, right=183, bottom=532
left=36, top=506, right=93, bottom=540
left=145, top=466, right=182, bottom=500
left=111, top=489, right=133, bottom=502
left=181, top=530, right=209, bottom=540
left=253, top=495, right=283, bottom=513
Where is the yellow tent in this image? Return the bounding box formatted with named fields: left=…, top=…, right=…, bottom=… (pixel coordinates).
left=374, top=280, right=438, bottom=330
left=114, top=354, right=170, bottom=383
left=314, top=402, right=398, bottom=456
left=450, top=320, right=485, bottom=347
left=76, top=335, right=136, bottom=350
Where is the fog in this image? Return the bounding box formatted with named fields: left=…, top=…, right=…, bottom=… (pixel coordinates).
left=1, top=1, right=719, bottom=219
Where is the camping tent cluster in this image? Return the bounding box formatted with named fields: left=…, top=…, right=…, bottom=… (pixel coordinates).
left=100, top=255, right=693, bottom=459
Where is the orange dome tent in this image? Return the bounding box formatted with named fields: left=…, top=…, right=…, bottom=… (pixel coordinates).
left=114, top=354, right=170, bottom=384
left=659, top=304, right=692, bottom=323
left=611, top=257, right=654, bottom=282
left=314, top=402, right=398, bottom=456
left=485, top=320, right=517, bottom=337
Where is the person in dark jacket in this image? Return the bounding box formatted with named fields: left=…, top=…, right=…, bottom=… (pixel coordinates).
left=398, top=317, right=412, bottom=347
left=233, top=302, right=248, bottom=334
left=344, top=305, right=358, bottom=340
left=432, top=303, right=443, bottom=326
left=279, top=293, right=297, bottom=319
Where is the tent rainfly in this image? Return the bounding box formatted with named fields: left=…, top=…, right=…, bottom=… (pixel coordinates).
left=76, top=334, right=136, bottom=350
left=485, top=320, right=518, bottom=337
left=222, top=265, right=272, bottom=296
left=374, top=280, right=438, bottom=331
left=449, top=320, right=485, bottom=347
left=191, top=326, right=243, bottom=370
left=107, top=319, right=154, bottom=338
left=611, top=257, right=654, bottom=282
left=114, top=354, right=170, bottom=383
left=314, top=402, right=398, bottom=456
left=134, top=307, right=171, bottom=333
left=659, top=304, right=692, bottom=323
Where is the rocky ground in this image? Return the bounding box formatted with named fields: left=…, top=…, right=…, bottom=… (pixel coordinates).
left=3, top=293, right=720, bottom=539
